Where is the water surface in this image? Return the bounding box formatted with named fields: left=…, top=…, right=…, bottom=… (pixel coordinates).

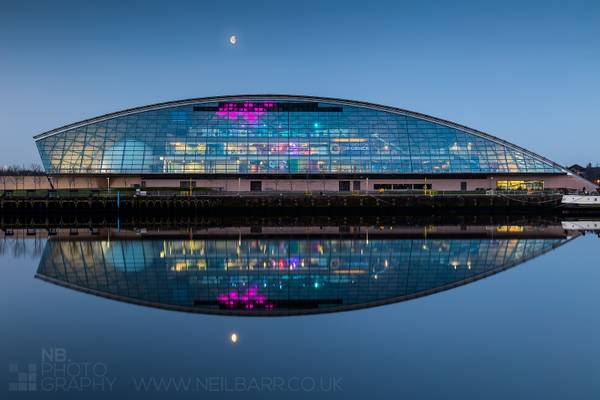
left=1, top=218, right=599, bottom=399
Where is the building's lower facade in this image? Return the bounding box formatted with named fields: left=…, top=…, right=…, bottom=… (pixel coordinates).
left=33, top=95, right=596, bottom=192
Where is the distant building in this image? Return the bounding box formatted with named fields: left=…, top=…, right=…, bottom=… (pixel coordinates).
left=583, top=167, right=600, bottom=186
left=33, top=95, right=596, bottom=192
left=568, top=164, right=600, bottom=187
left=568, top=164, right=586, bottom=177
left=588, top=172, right=600, bottom=186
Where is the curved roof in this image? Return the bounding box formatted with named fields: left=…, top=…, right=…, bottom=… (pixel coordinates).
left=33, top=94, right=569, bottom=173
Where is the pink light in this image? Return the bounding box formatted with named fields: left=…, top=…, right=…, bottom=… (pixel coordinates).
left=217, top=294, right=228, bottom=302
left=217, top=286, right=274, bottom=311
left=214, top=101, right=275, bottom=122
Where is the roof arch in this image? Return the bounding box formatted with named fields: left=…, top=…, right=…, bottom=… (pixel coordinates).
left=33, top=94, right=569, bottom=173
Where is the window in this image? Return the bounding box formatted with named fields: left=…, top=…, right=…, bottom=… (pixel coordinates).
left=339, top=181, right=350, bottom=192
left=374, top=183, right=431, bottom=190
left=250, top=181, right=262, bottom=191
left=392, top=184, right=411, bottom=190
left=412, top=184, right=432, bottom=190
left=180, top=180, right=197, bottom=189
left=496, top=180, right=544, bottom=190
left=373, top=184, right=392, bottom=190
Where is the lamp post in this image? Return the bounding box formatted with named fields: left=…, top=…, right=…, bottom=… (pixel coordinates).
left=106, top=177, right=110, bottom=196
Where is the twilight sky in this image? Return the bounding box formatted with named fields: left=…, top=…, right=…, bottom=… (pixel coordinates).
left=0, top=0, right=598, bottom=168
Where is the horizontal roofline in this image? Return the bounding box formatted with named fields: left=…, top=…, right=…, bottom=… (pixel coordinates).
left=32, top=94, right=569, bottom=173
left=44, top=172, right=567, bottom=178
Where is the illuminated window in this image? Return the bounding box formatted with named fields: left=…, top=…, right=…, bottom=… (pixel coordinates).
left=496, top=180, right=544, bottom=190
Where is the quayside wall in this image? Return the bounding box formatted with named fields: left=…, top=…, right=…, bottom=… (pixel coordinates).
left=0, top=191, right=569, bottom=214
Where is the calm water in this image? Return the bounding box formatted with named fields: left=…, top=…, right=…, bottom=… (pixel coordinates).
left=1, top=218, right=599, bottom=399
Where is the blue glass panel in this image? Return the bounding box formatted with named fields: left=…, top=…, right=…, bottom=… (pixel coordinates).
left=36, top=99, right=563, bottom=174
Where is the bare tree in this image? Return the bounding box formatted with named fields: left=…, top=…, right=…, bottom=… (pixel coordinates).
left=0, top=163, right=45, bottom=176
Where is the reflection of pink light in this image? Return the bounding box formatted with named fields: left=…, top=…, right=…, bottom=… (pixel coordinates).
left=217, top=286, right=274, bottom=311
left=215, top=101, right=275, bottom=121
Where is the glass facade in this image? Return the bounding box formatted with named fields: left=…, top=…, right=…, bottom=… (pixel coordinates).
left=37, top=235, right=566, bottom=315
left=35, top=97, right=563, bottom=175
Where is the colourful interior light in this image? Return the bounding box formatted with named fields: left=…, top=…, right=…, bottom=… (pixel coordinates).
left=216, top=101, right=275, bottom=121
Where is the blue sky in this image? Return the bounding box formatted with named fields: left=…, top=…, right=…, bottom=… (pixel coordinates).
left=0, top=0, right=598, bottom=167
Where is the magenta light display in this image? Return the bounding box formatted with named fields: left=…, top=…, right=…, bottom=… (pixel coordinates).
left=217, top=286, right=274, bottom=310
left=215, top=101, right=276, bottom=121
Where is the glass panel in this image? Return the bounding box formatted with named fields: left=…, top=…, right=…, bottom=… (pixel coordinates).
left=36, top=100, right=563, bottom=175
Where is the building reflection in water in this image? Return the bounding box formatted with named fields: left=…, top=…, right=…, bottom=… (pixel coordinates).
left=35, top=224, right=576, bottom=316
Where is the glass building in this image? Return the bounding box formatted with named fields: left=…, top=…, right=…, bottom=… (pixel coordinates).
left=34, top=95, right=591, bottom=191
left=36, top=233, right=570, bottom=315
